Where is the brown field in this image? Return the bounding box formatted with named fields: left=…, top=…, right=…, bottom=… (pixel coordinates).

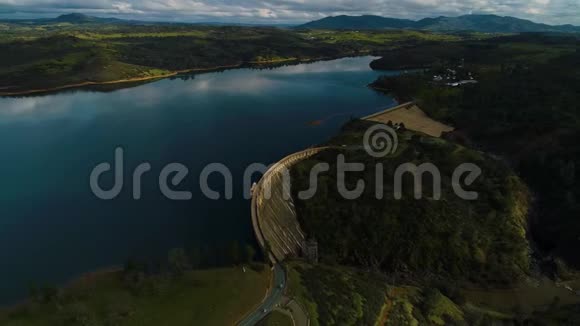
left=364, top=102, right=454, bottom=138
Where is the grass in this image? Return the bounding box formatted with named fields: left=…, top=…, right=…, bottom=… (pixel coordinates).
left=0, top=266, right=271, bottom=326
left=257, top=311, right=294, bottom=326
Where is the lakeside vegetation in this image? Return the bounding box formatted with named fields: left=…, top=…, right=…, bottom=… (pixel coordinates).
left=0, top=18, right=487, bottom=94
left=370, top=33, right=580, bottom=272
left=0, top=266, right=270, bottom=326
left=0, top=244, right=269, bottom=326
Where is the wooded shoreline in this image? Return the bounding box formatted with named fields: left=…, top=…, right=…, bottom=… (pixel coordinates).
left=0, top=56, right=350, bottom=97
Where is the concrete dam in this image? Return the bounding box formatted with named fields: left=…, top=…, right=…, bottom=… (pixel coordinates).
left=251, top=148, right=328, bottom=264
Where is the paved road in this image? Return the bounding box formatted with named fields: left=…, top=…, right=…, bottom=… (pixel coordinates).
left=238, top=264, right=286, bottom=326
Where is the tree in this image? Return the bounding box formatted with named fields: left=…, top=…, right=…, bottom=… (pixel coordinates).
left=168, top=248, right=190, bottom=276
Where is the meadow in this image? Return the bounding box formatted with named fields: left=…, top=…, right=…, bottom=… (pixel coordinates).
left=0, top=266, right=271, bottom=326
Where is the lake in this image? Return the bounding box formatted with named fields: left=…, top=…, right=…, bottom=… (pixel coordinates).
left=0, top=56, right=397, bottom=304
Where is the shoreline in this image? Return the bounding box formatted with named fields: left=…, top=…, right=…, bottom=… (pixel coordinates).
left=0, top=53, right=376, bottom=310
left=0, top=64, right=244, bottom=97
left=0, top=266, right=122, bottom=311
left=0, top=55, right=355, bottom=97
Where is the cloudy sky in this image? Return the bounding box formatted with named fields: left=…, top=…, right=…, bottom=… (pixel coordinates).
left=0, top=0, right=578, bottom=25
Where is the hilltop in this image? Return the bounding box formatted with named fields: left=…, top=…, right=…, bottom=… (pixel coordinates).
left=54, top=13, right=120, bottom=24
left=298, top=15, right=416, bottom=30
left=290, top=119, right=532, bottom=285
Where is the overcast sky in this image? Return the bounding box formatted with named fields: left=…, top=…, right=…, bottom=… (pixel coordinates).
left=0, top=0, right=578, bottom=25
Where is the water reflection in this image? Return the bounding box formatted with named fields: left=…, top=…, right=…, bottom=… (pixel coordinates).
left=0, top=57, right=381, bottom=119
left=269, top=57, right=377, bottom=74
left=0, top=56, right=397, bottom=304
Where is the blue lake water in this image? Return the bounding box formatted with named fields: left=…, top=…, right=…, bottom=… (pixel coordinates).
left=0, top=56, right=397, bottom=303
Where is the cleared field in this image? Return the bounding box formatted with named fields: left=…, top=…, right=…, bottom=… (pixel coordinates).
left=0, top=266, right=271, bottom=326
left=364, top=102, right=454, bottom=138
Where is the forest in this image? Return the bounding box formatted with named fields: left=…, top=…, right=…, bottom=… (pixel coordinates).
left=370, top=33, right=580, bottom=272
left=0, top=20, right=485, bottom=94
left=287, top=262, right=580, bottom=325
left=290, top=119, right=531, bottom=286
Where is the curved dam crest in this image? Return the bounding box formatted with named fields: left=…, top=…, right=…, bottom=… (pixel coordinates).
left=252, top=148, right=330, bottom=263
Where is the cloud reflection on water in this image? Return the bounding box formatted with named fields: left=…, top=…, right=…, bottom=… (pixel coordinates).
left=0, top=56, right=379, bottom=120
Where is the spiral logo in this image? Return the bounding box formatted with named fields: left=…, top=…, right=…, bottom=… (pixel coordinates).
left=363, top=124, right=399, bottom=158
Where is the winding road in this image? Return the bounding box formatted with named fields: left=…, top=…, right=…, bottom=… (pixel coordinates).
left=238, top=264, right=287, bottom=326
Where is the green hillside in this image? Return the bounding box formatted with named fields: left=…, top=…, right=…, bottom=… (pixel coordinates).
left=0, top=21, right=480, bottom=94
left=287, top=262, right=580, bottom=325
left=290, top=119, right=531, bottom=285
left=370, top=33, right=580, bottom=271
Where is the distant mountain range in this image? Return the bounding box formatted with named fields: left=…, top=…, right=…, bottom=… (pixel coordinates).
left=3, top=13, right=579, bottom=33
left=0, top=13, right=131, bottom=25
left=298, top=14, right=580, bottom=33
left=0, top=13, right=293, bottom=27
left=53, top=13, right=122, bottom=24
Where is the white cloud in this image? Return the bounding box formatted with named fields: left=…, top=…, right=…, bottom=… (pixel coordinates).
left=0, top=0, right=578, bottom=25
